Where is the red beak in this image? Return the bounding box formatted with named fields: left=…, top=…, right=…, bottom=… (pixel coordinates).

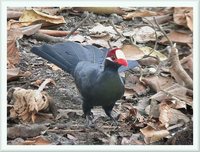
left=116, top=58, right=128, bottom=66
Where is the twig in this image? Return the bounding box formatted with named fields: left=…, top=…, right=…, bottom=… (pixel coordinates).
left=108, top=19, right=123, bottom=38
left=32, top=32, right=67, bottom=43
left=168, top=47, right=193, bottom=90
left=143, top=17, right=158, bottom=51
left=107, top=40, right=112, bottom=49
left=153, top=17, right=173, bottom=48
left=167, top=121, right=185, bottom=131
left=66, top=12, right=90, bottom=38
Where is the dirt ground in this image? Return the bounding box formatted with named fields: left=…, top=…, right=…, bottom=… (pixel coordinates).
left=7, top=11, right=141, bottom=145
left=7, top=8, right=193, bottom=145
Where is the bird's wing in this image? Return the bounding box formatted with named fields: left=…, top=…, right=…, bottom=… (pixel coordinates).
left=31, top=42, right=108, bottom=75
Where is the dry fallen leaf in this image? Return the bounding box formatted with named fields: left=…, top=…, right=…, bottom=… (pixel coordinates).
left=123, top=10, right=158, bottom=20
left=159, top=103, right=190, bottom=128
left=89, top=23, right=121, bottom=36
left=160, top=31, right=192, bottom=45
left=23, top=136, right=51, bottom=145
left=19, top=9, right=66, bottom=27
left=140, top=125, right=169, bottom=144
left=150, top=83, right=193, bottom=106
left=180, top=54, right=193, bottom=77
left=7, top=11, right=23, bottom=19
left=141, top=76, right=174, bottom=92
left=73, top=7, right=125, bottom=15
left=7, top=19, right=31, bottom=29
left=132, top=26, right=163, bottom=43
left=9, top=79, right=56, bottom=122
left=143, top=14, right=173, bottom=25
left=173, top=7, right=193, bottom=31
left=121, top=44, right=145, bottom=60
left=7, top=68, right=20, bottom=81
left=9, top=88, right=50, bottom=122
left=7, top=28, right=23, bottom=67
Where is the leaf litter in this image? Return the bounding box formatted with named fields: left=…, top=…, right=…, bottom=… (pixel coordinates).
left=7, top=7, right=193, bottom=145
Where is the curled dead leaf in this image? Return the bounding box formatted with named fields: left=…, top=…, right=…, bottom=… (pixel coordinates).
left=140, top=125, right=169, bottom=144
left=159, top=103, right=190, bottom=128
left=9, top=87, right=50, bottom=122
left=173, top=7, right=193, bottom=31
left=19, top=9, right=66, bottom=27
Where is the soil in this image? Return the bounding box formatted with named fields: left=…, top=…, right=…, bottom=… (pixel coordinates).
left=7, top=8, right=193, bottom=145
left=7, top=11, right=143, bottom=145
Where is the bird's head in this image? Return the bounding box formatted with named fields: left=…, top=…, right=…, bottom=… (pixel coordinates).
left=106, top=48, right=128, bottom=66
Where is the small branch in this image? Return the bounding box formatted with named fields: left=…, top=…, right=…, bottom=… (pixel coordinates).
left=153, top=17, right=173, bottom=48
left=169, top=47, right=193, bottom=90
left=32, top=32, right=67, bottom=43
left=143, top=17, right=159, bottom=51
left=66, top=12, right=90, bottom=38
left=108, top=19, right=123, bottom=38
left=167, top=121, right=185, bottom=131
left=38, top=29, right=79, bottom=37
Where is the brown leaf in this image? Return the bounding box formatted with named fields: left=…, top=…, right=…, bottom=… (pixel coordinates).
left=7, top=68, right=20, bottom=81
left=33, top=7, right=61, bottom=15
left=74, top=7, right=125, bottom=15
left=7, top=11, right=23, bottom=19
left=89, top=23, right=120, bottom=36
left=140, top=125, right=169, bottom=144
left=124, top=75, right=147, bottom=97
left=19, top=9, right=66, bottom=27
left=121, top=44, right=145, bottom=60
left=180, top=54, right=193, bottom=77
left=160, top=31, right=192, bottom=45
left=143, top=14, right=173, bottom=25
left=9, top=87, right=51, bottom=122
left=185, top=10, right=193, bottom=31
left=7, top=19, right=29, bottom=30
left=149, top=100, right=160, bottom=118
left=133, top=26, right=162, bottom=43
left=7, top=29, right=23, bottom=67
left=159, top=103, right=190, bottom=127
left=142, top=76, right=174, bottom=92
left=123, top=10, right=158, bottom=20
left=173, top=7, right=193, bottom=31
left=23, top=136, right=51, bottom=145
left=150, top=83, right=193, bottom=106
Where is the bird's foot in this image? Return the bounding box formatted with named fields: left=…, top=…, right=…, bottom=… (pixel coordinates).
left=85, top=112, right=95, bottom=128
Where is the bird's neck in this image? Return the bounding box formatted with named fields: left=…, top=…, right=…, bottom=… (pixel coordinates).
left=104, top=59, right=121, bottom=71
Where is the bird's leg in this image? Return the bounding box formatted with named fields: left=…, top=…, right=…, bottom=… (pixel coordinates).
left=103, top=104, right=118, bottom=126
left=82, top=101, right=94, bottom=128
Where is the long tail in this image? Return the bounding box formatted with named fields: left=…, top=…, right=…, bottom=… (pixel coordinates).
left=31, top=41, right=108, bottom=75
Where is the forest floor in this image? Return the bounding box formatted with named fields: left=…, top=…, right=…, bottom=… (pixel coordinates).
left=7, top=7, right=193, bottom=145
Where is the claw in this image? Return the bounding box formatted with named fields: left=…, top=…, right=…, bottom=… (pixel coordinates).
left=85, top=113, right=95, bottom=128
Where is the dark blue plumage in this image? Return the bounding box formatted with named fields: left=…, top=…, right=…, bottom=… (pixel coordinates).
left=31, top=41, right=138, bottom=126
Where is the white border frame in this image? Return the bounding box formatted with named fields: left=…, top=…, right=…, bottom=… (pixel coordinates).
left=0, top=0, right=199, bottom=152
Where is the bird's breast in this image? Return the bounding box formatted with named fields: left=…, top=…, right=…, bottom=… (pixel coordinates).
left=88, top=70, right=124, bottom=106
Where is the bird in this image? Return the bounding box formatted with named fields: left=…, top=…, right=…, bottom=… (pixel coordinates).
left=31, top=41, right=138, bottom=126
